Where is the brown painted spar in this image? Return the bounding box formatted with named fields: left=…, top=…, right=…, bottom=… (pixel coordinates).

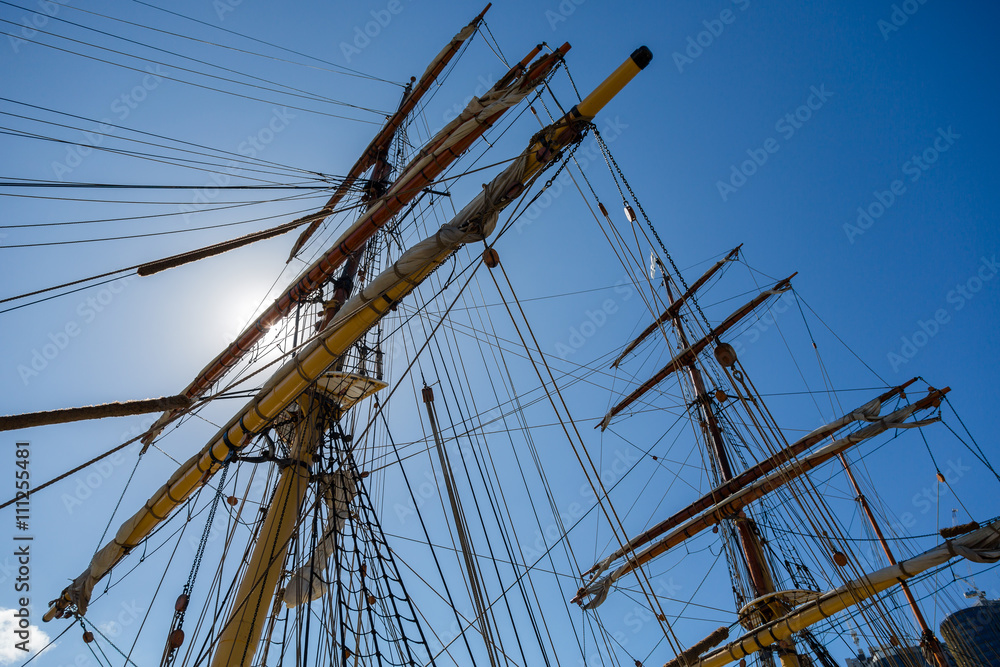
left=140, top=38, right=568, bottom=446
left=582, top=379, right=918, bottom=578
left=611, top=245, right=742, bottom=368
left=599, top=273, right=796, bottom=430
left=285, top=3, right=495, bottom=261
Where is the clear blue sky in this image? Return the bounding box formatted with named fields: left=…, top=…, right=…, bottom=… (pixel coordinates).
left=2, top=1, right=999, bottom=666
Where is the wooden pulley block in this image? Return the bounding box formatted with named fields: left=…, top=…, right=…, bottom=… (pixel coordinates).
left=714, top=343, right=738, bottom=367
left=168, top=629, right=185, bottom=648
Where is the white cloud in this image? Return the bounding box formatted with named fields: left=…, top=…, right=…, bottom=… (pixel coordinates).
left=0, top=607, right=53, bottom=665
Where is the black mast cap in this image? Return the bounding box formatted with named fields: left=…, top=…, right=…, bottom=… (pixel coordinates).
left=630, top=46, right=653, bottom=70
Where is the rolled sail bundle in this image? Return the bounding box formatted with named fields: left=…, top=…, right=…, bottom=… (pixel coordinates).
left=282, top=470, right=360, bottom=607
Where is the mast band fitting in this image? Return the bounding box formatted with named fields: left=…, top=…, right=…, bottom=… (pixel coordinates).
left=144, top=500, right=167, bottom=521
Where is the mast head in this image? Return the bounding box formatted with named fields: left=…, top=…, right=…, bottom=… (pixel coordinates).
left=631, top=46, right=653, bottom=70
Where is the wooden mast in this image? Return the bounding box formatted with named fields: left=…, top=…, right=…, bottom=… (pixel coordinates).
left=138, top=28, right=565, bottom=449
left=661, top=277, right=801, bottom=667
left=598, top=274, right=795, bottom=431
left=578, top=380, right=919, bottom=583
left=284, top=3, right=494, bottom=262
left=317, top=80, right=412, bottom=333
left=611, top=244, right=742, bottom=369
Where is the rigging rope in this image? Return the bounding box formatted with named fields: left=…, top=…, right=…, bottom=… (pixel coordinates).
left=0, top=29, right=385, bottom=125
left=127, top=0, right=405, bottom=86
left=164, top=462, right=231, bottom=667
left=594, top=127, right=714, bottom=335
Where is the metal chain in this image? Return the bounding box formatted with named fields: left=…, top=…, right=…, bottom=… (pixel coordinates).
left=593, top=128, right=715, bottom=335
left=562, top=61, right=583, bottom=102
left=186, top=461, right=230, bottom=594
left=536, top=127, right=587, bottom=191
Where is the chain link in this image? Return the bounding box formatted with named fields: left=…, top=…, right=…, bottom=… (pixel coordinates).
left=542, top=136, right=583, bottom=188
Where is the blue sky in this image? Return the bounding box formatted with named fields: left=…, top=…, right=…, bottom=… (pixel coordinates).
left=2, top=1, right=999, bottom=666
